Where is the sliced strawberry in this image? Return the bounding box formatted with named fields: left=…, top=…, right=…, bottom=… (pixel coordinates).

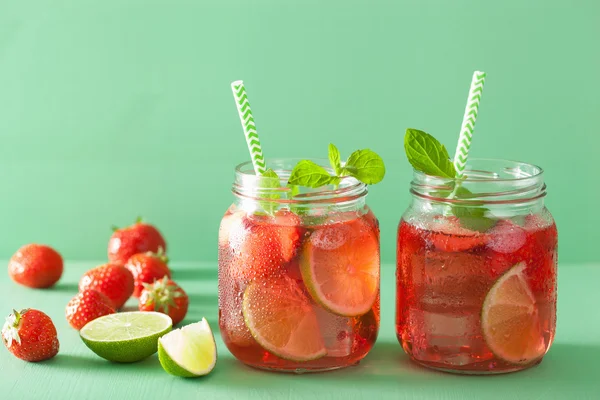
left=218, top=207, right=245, bottom=247
left=272, top=210, right=303, bottom=262
left=428, top=217, right=486, bottom=252
left=228, top=211, right=303, bottom=280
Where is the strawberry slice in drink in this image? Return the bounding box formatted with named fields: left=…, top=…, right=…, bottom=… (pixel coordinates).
left=218, top=206, right=245, bottom=247
left=428, top=216, right=487, bottom=252
left=227, top=210, right=303, bottom=280
left=300, top=217, right=379, bottom=317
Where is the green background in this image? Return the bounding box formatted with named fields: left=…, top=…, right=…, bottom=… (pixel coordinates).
left=0, top=0, right=598, bottom=264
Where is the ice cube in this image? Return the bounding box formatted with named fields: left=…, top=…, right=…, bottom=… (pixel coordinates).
left=487, top=220, right=526, bottom=254
left=314, top=306, right=353, bottom=357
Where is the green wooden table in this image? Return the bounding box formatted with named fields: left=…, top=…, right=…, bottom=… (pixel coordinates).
left=1, top=262, right=598, bottom=399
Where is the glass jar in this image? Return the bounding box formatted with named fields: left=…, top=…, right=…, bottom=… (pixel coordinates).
left=218, top=159, right=380, bottom=373
left=396, top=159, right=557, bottom=374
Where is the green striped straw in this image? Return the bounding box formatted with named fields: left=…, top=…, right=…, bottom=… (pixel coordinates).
left=231, top=80, right=266, bottom=175
left=453, top=71, right=486, bottom=178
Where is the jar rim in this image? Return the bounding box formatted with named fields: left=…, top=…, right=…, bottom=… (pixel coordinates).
left=233, top=158, right=367, bottom=204
left=413, top=158, right=544, bottom=183
left=410, top=158, right=546, bottom=205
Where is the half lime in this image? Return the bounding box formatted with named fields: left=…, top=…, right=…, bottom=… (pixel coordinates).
left=80, top=311, right=172, bottom=363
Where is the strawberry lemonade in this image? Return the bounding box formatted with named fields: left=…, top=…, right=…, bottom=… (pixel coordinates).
left=397, top=213, right=557, bottom=373
left=398, top=128, right=557, bottom=374
left=218, top=158, right=381, bottom=372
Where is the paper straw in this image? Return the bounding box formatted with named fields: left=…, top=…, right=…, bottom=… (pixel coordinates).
left=453, top=71, right=486, bottom=177
left=231, top=80, right=266, bottom=175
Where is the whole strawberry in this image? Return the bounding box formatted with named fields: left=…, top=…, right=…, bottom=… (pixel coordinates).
left=108, top=218, right=166, bottom=265
left=139, top=277, right=188, bottom=326
left=79, top=263, right=134, bottom=309
left=66, top=290, right=115, bottom=330
left=125, top=250, right=171, bottom=298
left=8, top=244, right=63, bottom=289
left=2, top=309, right=59, bottom=362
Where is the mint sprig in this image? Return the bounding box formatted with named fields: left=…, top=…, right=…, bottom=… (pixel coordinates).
left=288, top=160, right=341, bottom=188
left=288, top=144, right=386, bottom=188
left=404, top=128, right=495, bottom=232
left=328, top=144, right=342, bottom=176
left=405, top=129, right=457, bottom=178
left=257, top=168, right=282, bottom=214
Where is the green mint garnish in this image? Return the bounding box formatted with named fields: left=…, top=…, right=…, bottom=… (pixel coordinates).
left=404, top=128, right=457, bottom=178
left=342, top=149, right=386, bottom=184
left=288, top=144, right=385, bottom=188
left=258, top=168, right=281, bottom=214
left=328, top=143, right=342, bottom=176
left=403, top=128, right=495, bottom=232
left=288, top=160, right=341, bottom=188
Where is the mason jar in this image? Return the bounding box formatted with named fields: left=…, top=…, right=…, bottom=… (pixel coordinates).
left=218, top=159, right=380, bottom=372
left=396, top=159, right=557, bottom=374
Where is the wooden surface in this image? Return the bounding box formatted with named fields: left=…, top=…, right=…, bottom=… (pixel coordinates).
left=1, top=261, right=599, bottom=400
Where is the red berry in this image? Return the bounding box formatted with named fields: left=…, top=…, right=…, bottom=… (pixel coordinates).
left=125, top=251, right=171, bottom=298
left=2, top=309, right=59, bottom=362
left=65, top=290, right=115, bottom=330
left=108, top=218, right=166, bottom=265
left=139, top=277, right=188, bottom=326
left=8, top=244, right=63, bottom=288
left=428, top=217, right=486, bottom=252
left=79, top=263, right=134, bottom=309
left=227, top=211, right=303, bottom=280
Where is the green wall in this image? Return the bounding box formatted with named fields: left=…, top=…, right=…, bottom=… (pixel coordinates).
left=0, top=0, right=598, bottom=263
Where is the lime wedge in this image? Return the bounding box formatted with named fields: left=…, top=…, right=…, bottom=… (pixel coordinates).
left=482, top=262, right=546, bottom=364
left=242, top=276, right=327, bottom=361
left=158, top=318, right=217, bottom=377
left=300, top=219, right=379, bottom=317
left=80, top=311, right=172, bottom=363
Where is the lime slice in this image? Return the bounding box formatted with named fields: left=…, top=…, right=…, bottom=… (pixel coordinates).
left=80, top=311, right=172, bottom=363
left=482, top=262, right=546, bottom=364
left=242, top=276, right=327, bottom=361
left=158, top=318, right=217, bottom=377
left=300, top=219, right=379, bottom=317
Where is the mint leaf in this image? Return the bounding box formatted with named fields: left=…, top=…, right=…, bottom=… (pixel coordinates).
left=343, top=149, right=386, bottom=184
left=288, top=160, right=341, bottom=188
left=258, top=168, right=281, bottom=214
left=328, top=143, right=342, bottom=176
left=287, top=184, right=300, bottom=198
left=451, top=186, right=497, bottom=232
left=403, top=128, right=494, bottom=231
left=404, top=129, right=456, bottom=178
left=452, top=206, right=497, bottom=232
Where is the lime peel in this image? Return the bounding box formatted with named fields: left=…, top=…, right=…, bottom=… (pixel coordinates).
left=158, top=318, right=217, bottom=377
left=482, top=262, right=546, bottom=365
left=242, top=277, right=327, bottom=362
left=80, top=311, right=172, bottom=363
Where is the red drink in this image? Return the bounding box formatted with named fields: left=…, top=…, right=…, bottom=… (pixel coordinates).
left=219, top=160, right=380, bottom=373
left=397, top=213, right=558, bottom=374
